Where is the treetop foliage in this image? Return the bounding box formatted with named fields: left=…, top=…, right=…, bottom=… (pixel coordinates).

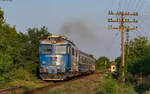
left=0, top=9, right=50, bottom=82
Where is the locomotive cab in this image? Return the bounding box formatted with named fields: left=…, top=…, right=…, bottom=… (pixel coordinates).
left=39, top=35, right=71, bottom=80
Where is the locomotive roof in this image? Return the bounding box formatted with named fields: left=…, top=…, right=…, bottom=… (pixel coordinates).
left=79, top=50, right=95, bottom=60
left=40, top=34, right=76, bottom=46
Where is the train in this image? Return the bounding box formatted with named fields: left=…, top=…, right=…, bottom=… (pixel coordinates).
left=39, top=34, right=95, bottom=80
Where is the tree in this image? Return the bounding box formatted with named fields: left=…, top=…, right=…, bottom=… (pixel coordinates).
left=89, top=54, right=95, bottom=58
left=25, top=26, right=50, bottom=63
left=127, top=36, right=148, bottom=58
left=96, top=56, right=110, bottom=71
left=0, top=9, right=51, bottom=82
left=0, top=8, right=4, bottom=25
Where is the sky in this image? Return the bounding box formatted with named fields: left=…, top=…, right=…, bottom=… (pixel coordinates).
left=0, top=0, right=150, bottom=60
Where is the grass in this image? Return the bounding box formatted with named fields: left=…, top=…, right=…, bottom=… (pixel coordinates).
left=40, top=73, right=103, bottom=94
left=144, top=91, right=150, bottom=94
left=0, top=68, right=51, bottom=94
left=0, top=79, right=50, bottom=94
left=99, top=74, right=137, bottom=94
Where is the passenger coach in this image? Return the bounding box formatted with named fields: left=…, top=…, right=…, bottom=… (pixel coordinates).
left=39, top=34, right=95, bottom=80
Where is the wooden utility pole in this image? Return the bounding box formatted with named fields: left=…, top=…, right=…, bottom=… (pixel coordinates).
left=108, top=11, right=138, bottom=82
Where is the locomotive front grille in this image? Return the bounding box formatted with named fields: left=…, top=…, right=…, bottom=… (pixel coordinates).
left=41, top=73, right=66, bottom=80
left=51, top=69, right=56, bottom=73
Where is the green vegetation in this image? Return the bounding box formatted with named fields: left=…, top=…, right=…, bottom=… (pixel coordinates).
left=95, top=36, right=150, bottom=94
left=0, top=9, right=50, bottom=89
left=99, top=74, right=137, bottom=94
left=113, top=36, right=150, bottom=94
left=96, top=56, right=110, bottom=72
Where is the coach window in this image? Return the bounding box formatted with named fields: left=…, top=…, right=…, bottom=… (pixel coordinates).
left=76, top=51, right=78, bottom=57
left=83, top=58, right=85, bottom=63
left=80, top=57, right=82, bottom=62
left=74, top=49, right=76, bottom=56
left=72, top=48, right=75, bottom=56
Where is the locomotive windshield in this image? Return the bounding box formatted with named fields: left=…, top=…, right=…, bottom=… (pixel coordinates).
left=55, top=45, right=66, bottom=54
left=41, top=45, right=52, bottom=54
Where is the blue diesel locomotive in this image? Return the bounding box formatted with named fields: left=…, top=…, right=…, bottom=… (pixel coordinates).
left=39, top=34, right=95, bottom=80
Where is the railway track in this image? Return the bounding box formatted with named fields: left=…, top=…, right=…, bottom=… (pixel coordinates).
left=0, top=72, right=106, bottom=94
left=0, top=86, right=24, bottom=94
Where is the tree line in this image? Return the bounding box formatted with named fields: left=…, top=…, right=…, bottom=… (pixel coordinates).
left=96, top=36, right=150, bottom=93
left=0, top=9, right=50, bottom=82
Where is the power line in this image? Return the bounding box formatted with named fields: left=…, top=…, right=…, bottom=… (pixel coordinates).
left=137, top=0, right=146, bottom=12
left=126, top=0, right=134, bottom=11
left=125, top=0, right=130, bottom=11
left=135, top=0, right=142, bottom=11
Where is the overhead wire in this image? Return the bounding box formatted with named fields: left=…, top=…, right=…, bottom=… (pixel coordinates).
left=123, top=0, right=148, bottom=39
left=107, top=0, right=121, bottom=60
left=124, top=0, right=131, bottom=11
left=137, top=0, right=146, bottom=12
left=127, top=0, right=135, bottom=11
left=135, top=0, right=142, bottom=12
left=135, top=0, right=149, bottom=38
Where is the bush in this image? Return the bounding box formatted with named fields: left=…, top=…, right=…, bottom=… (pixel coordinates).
left=99, top=75, right=116, bottom=94
left=144, top=91, right=150, bottom=94
left=99, top=75, right=137, bottom=94
left=135, top=83, right=150, bottom=94
left=12, top=68, right=35, bottom=81
left=0, top=51, right=14, bottom=82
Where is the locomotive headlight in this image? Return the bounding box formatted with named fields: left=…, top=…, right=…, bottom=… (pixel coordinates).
left=61, top=62, right=64, bottom=65
left=42, top=61, right=46, bottom=65
left=56, top=62, right=64, bottom=65
left=56, top=62, right=61, bottom=65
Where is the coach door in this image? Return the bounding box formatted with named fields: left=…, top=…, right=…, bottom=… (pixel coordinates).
left=71, top=47, right=78, bottom=72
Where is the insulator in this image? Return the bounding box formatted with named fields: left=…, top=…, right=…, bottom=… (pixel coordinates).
left=108, top=25, right=112, bottom=27
left=109, top=11, right=111, bottom=14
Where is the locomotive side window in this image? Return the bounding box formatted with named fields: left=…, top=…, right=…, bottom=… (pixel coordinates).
left=42, top=45, right=52, bottom=54
left=68, top=46, right=70, bottom=54
left=72, top=48, right=75, bottom=56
